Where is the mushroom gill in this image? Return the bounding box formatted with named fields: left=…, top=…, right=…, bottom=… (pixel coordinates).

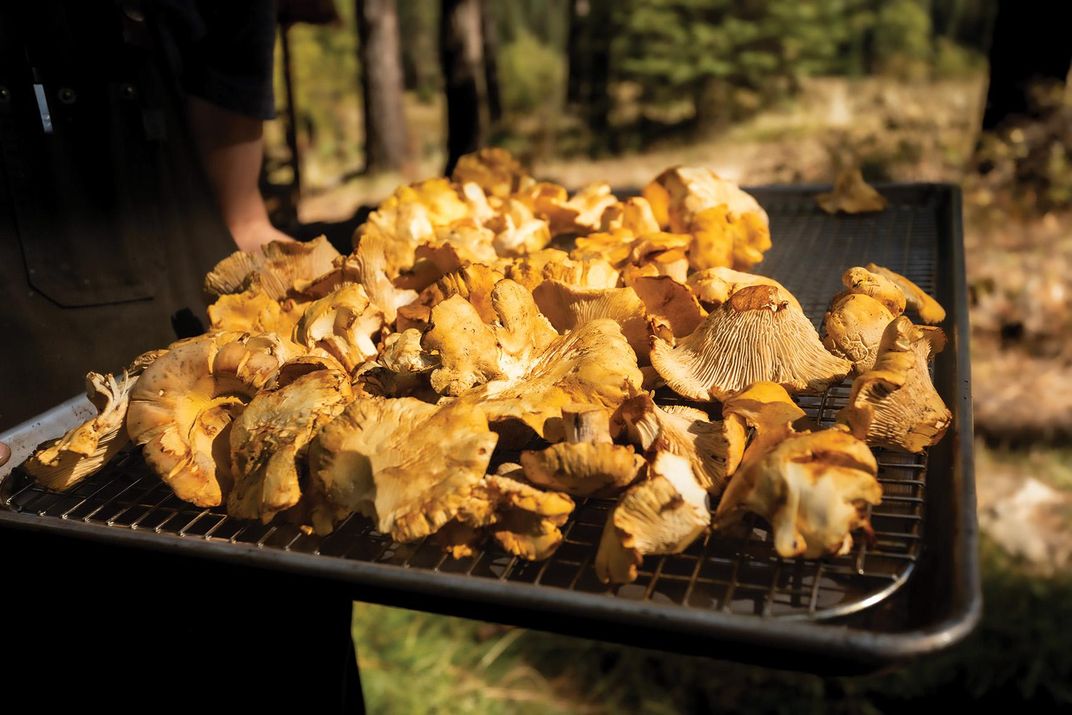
left=650, top=285, right=852, bottom=401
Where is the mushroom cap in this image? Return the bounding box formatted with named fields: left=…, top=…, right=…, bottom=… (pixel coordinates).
left=686, top=267, right=802, bottom=312
left=357, top=329, right=440, bottom=399
left=595, top=450, right=710, bottom=584
left=205, top=236, right=341, bottom=300
left=520, top=442, right=645, bottom=497
left=430, top=220, right=499, bottom=266
left=644, top=166, right=771, bottom=269
left=395, top=241, right=462, bottom=293
left=25, top=372, right=136, bottom=491
left=715, top=426, right=882, bottom=559
left=424, top=294, right=506, bottom=395
left=491, top=279, right=560, bottom=369
left=488, top=199, right=552, bottom=257
left=721, top=381, right=810, bottom=464
left=402, top=262, right=505, bottom=331
left=650, top=285, right=852, bottom=401
left=505, top=248, right=572, bottom=292
left=864, top=263, right=946, bottom=324
left=686, top=205, right=736, bottom=270
left=615, top=394, right=746, bottom=495
left=469, top=318, right=644, bottom=441
left=351, top=232, right=420, bottom=323
left=513, top=181, right=568, bottom=222
left=127, top=332, right=300, bottom=506
left=816, top=167, right=887, bottom=215
left=293, top=283, right=384, bottom=372
left=630, top=231, right=692, bottom=262
left=227, top=362, right=353, bottom=522
left=479, top=473, right=575, bottom=560
left=564, top=182, right=620, bottom=233
left=441, top=472, right=575, bottom=560
left=310, top=397, right=499, bottom=540
left=451, top=147, right=529, bottom=199
left=532, top=280, right=650, bottom=361
left=423, top=279, right=558, bottom=396
left=601, top=196, right=662, bottom=236
left=838, top=316, right=952, bottom=453
left=571, top=228, right=637, bottom=268
left=647, top=166, right=769, bottom=230
left=840, top=266, right=906, bottom=316
left=822, top=293, right=896, bottom=374
left=637, top=246, right=690, bottom=283
left=380, top=329, right=438, bottom=374
left=367, top=178, right=473, bottom=244
left=207, top=283, right=305, bottom=336
left=627, top=275, right=705, bottom=339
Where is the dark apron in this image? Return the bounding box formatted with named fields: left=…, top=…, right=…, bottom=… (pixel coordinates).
left=0, top=6, right=363, bottom=710
left=0, top=2, right=233, bottom=431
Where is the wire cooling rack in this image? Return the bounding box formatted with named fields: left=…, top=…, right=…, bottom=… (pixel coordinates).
left=1, top=185, right=946, bottom=623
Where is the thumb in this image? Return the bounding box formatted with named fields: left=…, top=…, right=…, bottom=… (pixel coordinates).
left=0, top=441, right=10, bottom=468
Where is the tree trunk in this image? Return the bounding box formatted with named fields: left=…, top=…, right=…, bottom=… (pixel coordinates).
left=566, top=0, right=612, bottom=152
left=480, top=0, right=502, bottom=124
left=357, top=0, right=410, bottom=172
left=981, top=0, right=1071, bottom=131
left=566, top=0, right=586, bottom=106
left=440, top=0, right=487, bottom=176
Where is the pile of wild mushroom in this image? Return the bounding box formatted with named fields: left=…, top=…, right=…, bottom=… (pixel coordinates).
left=21, top=149, right=951, bottom=584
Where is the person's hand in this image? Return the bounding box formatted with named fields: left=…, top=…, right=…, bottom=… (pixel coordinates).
left=231, top=219, right=296, bottom=253
left=0, top=441, right=11, bottom=468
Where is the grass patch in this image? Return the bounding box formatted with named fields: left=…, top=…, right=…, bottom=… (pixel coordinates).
left=353, top=536, right=1072, bottom=713
left=977, top=441, right=1072, bottom=492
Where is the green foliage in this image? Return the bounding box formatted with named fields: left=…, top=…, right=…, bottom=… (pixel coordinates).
left=280, top=3, right=361, bottom=167
left=352, top=604, right=578, bottom=715
left=609, top=0, right=921, bottom=129
left=873, top=0, right=933, bottom=80
left=499, top=31, right=565, bottom=116
left=496, top=0, right=569, bottom=48
left=932, top=37, right=986, bottom=79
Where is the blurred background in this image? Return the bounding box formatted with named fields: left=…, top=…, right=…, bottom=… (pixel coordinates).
left=263, top=1, right=1071, bottom=711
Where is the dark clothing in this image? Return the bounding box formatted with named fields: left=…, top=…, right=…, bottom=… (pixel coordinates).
left=6, top=526, right=364, bottom=711
left=0, top=2, right=237, bottom=430
left=157, top=0, right=279, bottom=121
left=0, top=4, right=362, bottom=710
left=0, top=1, right=278, bottom=431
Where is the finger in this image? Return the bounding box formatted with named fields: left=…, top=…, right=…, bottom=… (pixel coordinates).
left=0, top=441, right=10, bottom=468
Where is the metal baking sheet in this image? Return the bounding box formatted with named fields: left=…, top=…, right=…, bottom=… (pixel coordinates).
left=0, top=183, right=979, bottom=672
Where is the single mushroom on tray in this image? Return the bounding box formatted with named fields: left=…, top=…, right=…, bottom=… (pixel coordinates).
left=309, top=397, right=499, bottom=540
left=816, top=167, right=888, bottom=215
left=226, top=357, right=354, bottom=523
left=595, top=450, right=710, bottom=585
left=205, top=235, right=340, bottom=300
left=650, top=284, right=851, bottom=401
left=615, top=394, right=746, bottom=496
left=125, top=332, right=301, bottom=507
left=520, top=406, right=645, bottom=498
left=714, top=425, right=882, bottom=559
left=822, top=266, right=908, bottom=375
left=24, top=353, right=161, bottom=491
left=839, top=315, right=952, bottom=453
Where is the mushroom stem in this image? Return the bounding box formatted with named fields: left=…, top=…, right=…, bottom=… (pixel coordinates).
left=562, top=407, right=613, bottom=444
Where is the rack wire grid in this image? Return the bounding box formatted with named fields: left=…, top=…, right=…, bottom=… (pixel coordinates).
left=2, top=185, right=943, bottom=622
